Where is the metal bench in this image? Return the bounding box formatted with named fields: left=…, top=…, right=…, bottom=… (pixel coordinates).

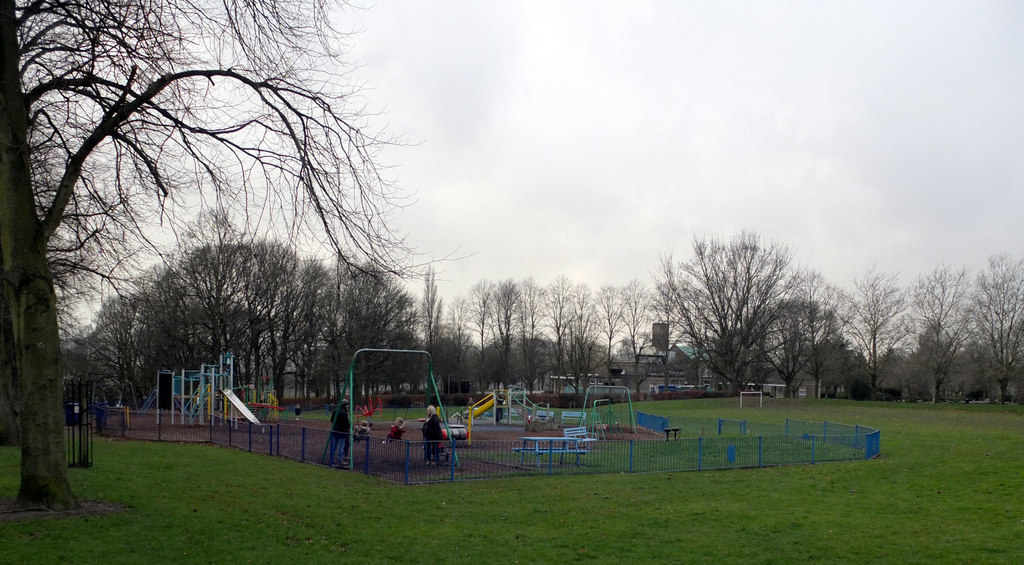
left=512, top=428, right=594, bottom=467
left=560, top=411, right=586, bottom=426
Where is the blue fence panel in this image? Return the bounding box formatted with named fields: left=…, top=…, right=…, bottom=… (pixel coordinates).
left=96, top=408, right=880, bottom=484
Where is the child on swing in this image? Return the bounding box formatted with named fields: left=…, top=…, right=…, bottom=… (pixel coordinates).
left=385, top=417, right=406, bottom=442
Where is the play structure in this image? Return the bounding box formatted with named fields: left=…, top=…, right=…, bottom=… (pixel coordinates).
left=465, top=387, right=553, bottom=443
left=141, top=352, right=274, bottom=426
left=238, top=375, right=283, bottom=422
left=462, top=386, right=639, bottom=443
left=579, top=385, right=637, bottom=439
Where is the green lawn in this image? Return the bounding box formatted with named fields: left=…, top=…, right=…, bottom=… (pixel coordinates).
left=2, top=399, right=1023, bottom=564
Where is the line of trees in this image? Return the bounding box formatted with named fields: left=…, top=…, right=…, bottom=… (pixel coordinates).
left=656, top=233, right=1024, bottom=403
left=63, top=215, right=420, bottom=404
left=68, top=231, right=1024, bottom=410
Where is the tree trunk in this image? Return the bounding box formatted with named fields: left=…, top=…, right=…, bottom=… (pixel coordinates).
left=0, top=287, right=19, bottom=445
left=0, top=4, right=77, bottom=510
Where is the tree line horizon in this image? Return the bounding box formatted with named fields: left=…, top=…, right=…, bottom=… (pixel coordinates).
left=66, top=224, right=1023, bottom=408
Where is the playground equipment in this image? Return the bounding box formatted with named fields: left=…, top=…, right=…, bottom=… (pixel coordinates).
left=324, top=348, right=458, bottom=469
left=146, top=352, right=274, bottom=427
left=357, top=397, right=383, bottom=420
left=466, top=387, right=552, bottom=444
left=579, top=385, right=637, bottom=439
left=239, top=374, right=282, bottom=422
left=151, top=352, right=236, bottom=425
left=223, top=389, right=261, bottom=424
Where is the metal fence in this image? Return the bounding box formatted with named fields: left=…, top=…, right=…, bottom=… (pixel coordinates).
left=98, top=408, right=880, bottom=484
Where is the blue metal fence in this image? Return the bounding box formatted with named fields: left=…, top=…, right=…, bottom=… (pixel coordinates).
left=100, top=408, right=880, bottom=484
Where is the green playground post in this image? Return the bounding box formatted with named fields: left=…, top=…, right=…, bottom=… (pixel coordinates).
left=581, top=385, right=637, bottom=434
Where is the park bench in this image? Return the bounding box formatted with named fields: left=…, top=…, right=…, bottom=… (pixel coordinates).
left=533, top=410, right=555, bottom=421
left=562, top=426, right=591, bottom=441
left=560, top=411, right=586, bottom=426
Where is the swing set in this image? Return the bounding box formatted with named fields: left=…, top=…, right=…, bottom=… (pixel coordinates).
left=322, top=348, right=458, bottom=468
left=580, top=385, right=638, bottom=439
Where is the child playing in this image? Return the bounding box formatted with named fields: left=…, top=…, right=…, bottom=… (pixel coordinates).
left=386, top=417, right=406, bottom=442
left=354, top=419, right=371, bottom=441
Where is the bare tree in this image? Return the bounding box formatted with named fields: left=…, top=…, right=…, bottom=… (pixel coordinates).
left=290, top=259, right=332, bottom=398
left=249, top=240, right=304, bottom=402
left=973, top=255, right=1024, bottom=401
left=656, top=232, right=794, bottom=395
left=762, top=298, right=809, bottom=397
left=335, top=268, right=418, bottom=395
left=420, top=267, right=443, bottom=354
left=176, top=214, right=248, bottom=363
left=620, top=279, right=652, bottom=394
left=0, top=282, right=18, bottom=445
left=797, top=270, right=846, bottom=398
left=596, top=284, right=624, bottom=383
left=437, top=297, right=472, bottom=393
left=0, top=1, right=412, bottom=509
left=517, top=277, right=547, bottom=391
left=843, top=268, right=910, bottom=400
left=490, top=279, right=520, bottom=387
left=565, top=282, right=601, bottom=398
left=910, top=265, right=973, bottom=402
left=546, top=275, right=573, bottom=388
left=134, top=264, right=207, bottom=375
left=468, top=280, right=494, bottom=391
left=88, top=295, right=144, bottom=394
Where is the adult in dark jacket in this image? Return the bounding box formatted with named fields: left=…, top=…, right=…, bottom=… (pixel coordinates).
left=330, top=399, right=351, bottom=467
left=422, top=405, right=443, bottom=464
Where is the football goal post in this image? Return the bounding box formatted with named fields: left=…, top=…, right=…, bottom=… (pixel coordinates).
left=739, top=391, right=763, bottom=408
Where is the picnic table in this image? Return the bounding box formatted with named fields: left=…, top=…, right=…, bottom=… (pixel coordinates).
left=513, top=435, right=595, bottom=467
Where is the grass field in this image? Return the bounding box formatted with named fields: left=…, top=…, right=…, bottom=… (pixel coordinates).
left=2, top=399, right=1022, bottom=564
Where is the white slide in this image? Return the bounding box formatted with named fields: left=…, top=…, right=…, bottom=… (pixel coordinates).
left=222, top=389, right=261, bottom=424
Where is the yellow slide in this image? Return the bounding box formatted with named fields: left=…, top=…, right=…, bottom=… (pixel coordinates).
left=467, top=393, right=496, bottom=445
left=471, top=393, right=495, bottom=419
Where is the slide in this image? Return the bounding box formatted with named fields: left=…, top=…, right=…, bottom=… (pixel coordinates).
left=222, top=389, right=261, bottom=424
left=470, top=393, right=495, bottom=420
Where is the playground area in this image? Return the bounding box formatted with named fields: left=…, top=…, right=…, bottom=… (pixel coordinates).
left=97, top=402, right=879, bottom=485
left=89, top=349, right=880, bottom=484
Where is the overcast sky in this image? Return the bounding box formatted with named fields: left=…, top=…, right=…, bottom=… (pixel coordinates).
left=341, top=1, right=1024, bottom=300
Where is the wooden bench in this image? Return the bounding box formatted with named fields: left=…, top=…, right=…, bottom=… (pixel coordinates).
left=664, top=427, right=681, bottom=440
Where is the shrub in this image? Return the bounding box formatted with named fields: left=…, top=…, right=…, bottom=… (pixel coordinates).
left=879, top=387, right=903, bottom=401
left=386, top=394, right=413, bottom=408
left=650, top=390, right=721, bottom=401
left=850, top=381, right=873, bottom=401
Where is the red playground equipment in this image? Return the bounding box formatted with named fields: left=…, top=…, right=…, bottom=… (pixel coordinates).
left=357, top=397, right=383, bottom=419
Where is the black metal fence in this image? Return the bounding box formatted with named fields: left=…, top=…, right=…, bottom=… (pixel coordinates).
left=64, top=379, right=93, bottom=468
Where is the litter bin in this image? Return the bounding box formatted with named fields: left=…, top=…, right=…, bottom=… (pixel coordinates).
left=64, top=402, right=80, bottom=426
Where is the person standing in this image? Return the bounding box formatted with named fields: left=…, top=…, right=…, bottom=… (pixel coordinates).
left=329, top=398, right=351, bottom=467
left=422, top=405, right=443, bottom=465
